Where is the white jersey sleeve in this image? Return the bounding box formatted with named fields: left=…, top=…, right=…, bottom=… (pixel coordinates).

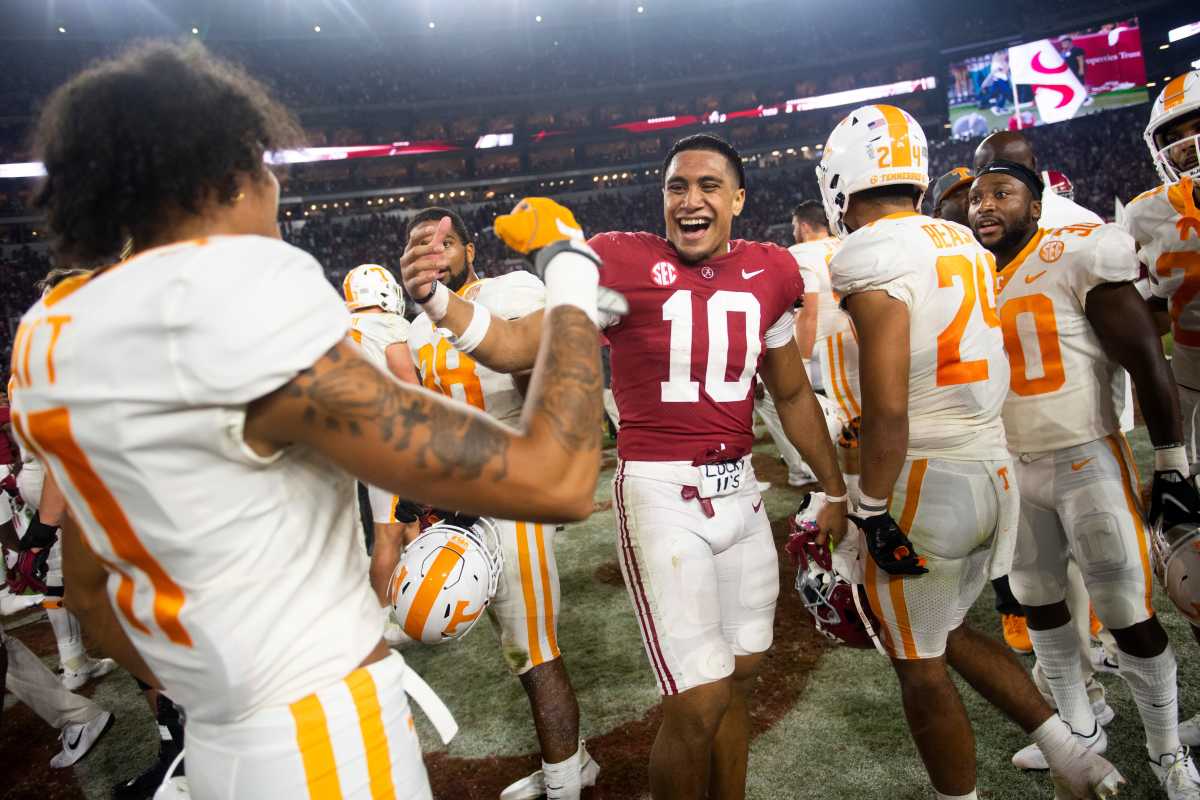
left=170, top=238, right=349, bottom=404
left=831, top=228, right=921, bottom=308
left=474, top=271, right=546, bottom=319
left=1039, top=190, right=1105, bottom=228
left=1058, top=223, right=1140, bottom=307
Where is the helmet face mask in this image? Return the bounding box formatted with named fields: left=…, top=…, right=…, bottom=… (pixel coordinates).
left=1150, top=518, right=1200, bottom=626
left=1144, top=72, right=1200, bottom=185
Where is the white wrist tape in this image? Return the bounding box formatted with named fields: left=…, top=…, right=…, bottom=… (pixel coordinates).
left=1155, top=444, right=1189, bottom=475
left=420, top=282, right=449, bottom=323
left=857, top=493, right=889, bottom=517
left=543, top=251, right=600, bottom=326
left=443, top=304, right=492, bottom=354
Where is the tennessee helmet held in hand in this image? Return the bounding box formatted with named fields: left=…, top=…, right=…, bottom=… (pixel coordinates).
left=816, top=104, right=929, bottom=238
left=389, top=517, right=503, bottom=644
left=343, top=263, right=402, bottom=313
left=1150, top=516, right=1200, bottom=626
left=786, top=493, right=882, bottom=651
left=1144, top=70, right=1200, bottom=185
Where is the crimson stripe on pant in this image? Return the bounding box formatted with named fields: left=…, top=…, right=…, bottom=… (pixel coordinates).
left=614, top=463, right=678, bottom=694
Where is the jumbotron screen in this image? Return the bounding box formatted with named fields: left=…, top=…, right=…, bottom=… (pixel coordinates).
left=946, top=18, right=1148, bottom=138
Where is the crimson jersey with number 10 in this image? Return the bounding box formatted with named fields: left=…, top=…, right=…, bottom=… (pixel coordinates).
left=590, top=232, right=803, bottom=462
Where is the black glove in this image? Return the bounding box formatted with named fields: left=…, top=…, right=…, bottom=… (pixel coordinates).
left=1149, top=469, right=1200, bottom=530
left=19, top=511, right=59, bottom=551
left=393, top=500, right=423, bottom=525
left=848, top=511, right=928, bottom=576
left=437, top=510, right=481, bottom=529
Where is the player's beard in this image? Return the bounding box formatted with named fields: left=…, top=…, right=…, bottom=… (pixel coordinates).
left=994, top=207, right=1038, bottom=258
left=444, top=260, right=470, bottom=292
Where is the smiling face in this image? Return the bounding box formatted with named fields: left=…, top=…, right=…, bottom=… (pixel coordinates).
left=968, top=173, right=1041, bottom=260
left=662, top=149, right=745, bottom=264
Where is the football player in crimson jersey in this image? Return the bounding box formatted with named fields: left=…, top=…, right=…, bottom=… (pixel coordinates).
left=970, top=161, right=1200, bottom=795
left=400, top=134, right=846, bottom=800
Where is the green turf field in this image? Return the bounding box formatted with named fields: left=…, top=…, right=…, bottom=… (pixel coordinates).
left=949, top=87, right=1150, bottom=132
left=6, top=425, right=1197, bottom=799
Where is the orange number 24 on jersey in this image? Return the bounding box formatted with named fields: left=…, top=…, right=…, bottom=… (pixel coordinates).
left=935, top=253, right=1000, bottom=386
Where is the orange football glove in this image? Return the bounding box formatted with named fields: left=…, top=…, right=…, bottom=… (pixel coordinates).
left=494, top=197, right=584, bottom=255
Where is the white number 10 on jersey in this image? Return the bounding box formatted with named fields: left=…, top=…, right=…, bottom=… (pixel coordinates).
left=660, top=290, right=762, bottom=403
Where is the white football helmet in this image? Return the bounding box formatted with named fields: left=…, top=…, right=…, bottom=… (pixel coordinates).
left=1144, top=70, right=1200, bottom=185
left=816, top=104, right=929, bottom=239
left=388, top=517, right=503, bottom=644
left=1150, top=517, right=1200, bottom=626
left=343, top=263, right=402, bottom=313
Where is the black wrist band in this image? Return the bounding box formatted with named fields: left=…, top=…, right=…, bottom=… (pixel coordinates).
left=411, top=282, right=438, bottom=304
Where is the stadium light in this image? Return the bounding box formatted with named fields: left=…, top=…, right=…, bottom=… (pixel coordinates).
left=637, top=5, right=645, bottom=13
left=313, top=25, right=321, bottom=32
left=535, top=15, right=543, bottom=22
left=57, top=26, right=66, bottom=34
left=191, top=27, right=199, bottom=35
left=1147, top=82, right=1157, bottom=88
left=428, top=21, right=436, bottom=29
left=1160, top=44, right=1170, bottom=50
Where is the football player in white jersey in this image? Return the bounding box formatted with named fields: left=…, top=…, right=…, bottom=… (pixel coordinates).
left=1126, top=71, right=1200, bottom=476
left=402, top=207, right=598, bottom=800
left=974, top=133, right=1105, bottom=227
left=784, top=200, right=855, bottom=478
left=341, top=263, right=422, bottom=613
left=16, top=42, right=609, bottom=800
left=1126, top=68, right=1200, bottom=750
left=969, top=159, right=1200, bottom=796
left=820, top=103, right=1123, bottom=800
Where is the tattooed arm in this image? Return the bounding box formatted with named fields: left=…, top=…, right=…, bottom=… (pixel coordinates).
left=245, top=306, right=602, bottom=523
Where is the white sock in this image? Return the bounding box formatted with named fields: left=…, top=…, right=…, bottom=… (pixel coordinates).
left=46, top=603, right=85, bottom=671
left=1031, top=714, right=1078, bottom=773
left=1118, top=645, right=1180, bottom=759
left=844, top=473, right=861, bottom=507
left=935, top=791, right=977, bottom=800
left=542, top=744, right=583, bottom=800
left=1028, top=623, right=1097, bottom=735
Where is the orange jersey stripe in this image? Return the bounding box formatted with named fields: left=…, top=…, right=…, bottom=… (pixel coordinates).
left=19, top=408, right=191, bottom=645
left=835, top=333, right=861, bottom=417
left=290, top=694, right=343, bottom=800
left=876, top=105, right=913, bottom=168
left=862, top=555, right=897, bottom=657
left=516, top=522, right=544, bottom=666
left=345, top=668, right=396, bottom=800
left=1106, top=435, right=1154, bottom=618
left=825, top=336, right=853, bottom=421
left=403, top=536, right=467, bottom=637
left=534, top=524, right=559, bottom=659
left=897, top=459, right=928, bottom=535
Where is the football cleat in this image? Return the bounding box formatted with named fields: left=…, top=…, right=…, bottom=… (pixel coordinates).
left=388, top=518, right=502, bottom=644
left=499, top=744, right=600, bottom=800
left=1150, top=747, right=1200, bottom=800
left=816, top=104, right=929, bottom=238
left=1014, top=721, right=1106, bottom=771
left=50, top=710, right=114, bottom=768
left=1048, top=737, right=1124, bottom=799
left=342, top=264, right=403, bottom=313
left=1001, top=613, right=1033, bottom=654
left=62, top=656, right=117, bottom=691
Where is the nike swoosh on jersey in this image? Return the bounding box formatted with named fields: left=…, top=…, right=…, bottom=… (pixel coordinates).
left=1025, top=270, right=1048, bottom=284
left=752, top=499, right=763, bottom=513
left=741, top=269, right=765, bottom=279
left=1071, top=458, right=1093, bottom=471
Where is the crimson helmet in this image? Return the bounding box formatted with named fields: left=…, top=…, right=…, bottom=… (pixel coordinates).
left=1150, top=517, right=1200, bottom=627
left=786, top=494, right=883, bottom=651
left=1042, top=169, right=1075, bottom=201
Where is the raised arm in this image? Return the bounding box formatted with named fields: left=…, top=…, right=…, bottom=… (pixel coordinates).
left=399, top=216, right=544, bottom=373
left=250, top=241, right=608, bottom=524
